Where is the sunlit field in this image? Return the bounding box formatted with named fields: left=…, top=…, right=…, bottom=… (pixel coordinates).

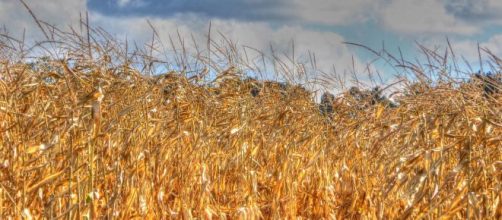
left=1, top=10, right=502, bottom=219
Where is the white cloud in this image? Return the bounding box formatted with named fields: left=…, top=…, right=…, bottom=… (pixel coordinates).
left=116, top=0, right=147, bottom=8
left=408, top=35, right=502, bottom=76
left=451, top=35, right=502, bottom=66
left=90, top=12, right=366, bottom=82
left=117, top=0, right=131, bottom=7
left=483, top=35, right=502, bottom=56
left=378, top=0, right=479, bottom=35
left=0, top=0, right=86, bottom=40
left=290, top=0, right=378, bottom=25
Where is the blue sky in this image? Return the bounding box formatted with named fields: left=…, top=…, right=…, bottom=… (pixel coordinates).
left=2, top=0, right=502, bottom=89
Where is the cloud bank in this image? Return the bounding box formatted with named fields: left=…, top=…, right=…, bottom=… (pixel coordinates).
left=3, top=0, right=502, bottom=88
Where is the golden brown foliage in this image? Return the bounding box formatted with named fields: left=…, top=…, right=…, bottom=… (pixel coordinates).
left=0, top=59, right=501, bottom=219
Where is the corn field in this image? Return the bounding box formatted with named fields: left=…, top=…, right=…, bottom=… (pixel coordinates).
left=0, top=13, right=501, bottom=219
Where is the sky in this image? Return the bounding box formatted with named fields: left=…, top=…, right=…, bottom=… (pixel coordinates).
left=2, top=0, right=502, bottom=89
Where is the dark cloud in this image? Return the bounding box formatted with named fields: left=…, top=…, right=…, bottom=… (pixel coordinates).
left=443, top=0, right=502, bottom=23
left=87, top=0, right=295, bottom=22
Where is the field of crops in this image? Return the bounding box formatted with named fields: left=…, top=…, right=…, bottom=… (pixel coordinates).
left=1, top=18, right=502, bottom=219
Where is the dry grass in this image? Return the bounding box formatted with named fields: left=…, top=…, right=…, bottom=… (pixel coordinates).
left=1, top=13, right=502, bottom=219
